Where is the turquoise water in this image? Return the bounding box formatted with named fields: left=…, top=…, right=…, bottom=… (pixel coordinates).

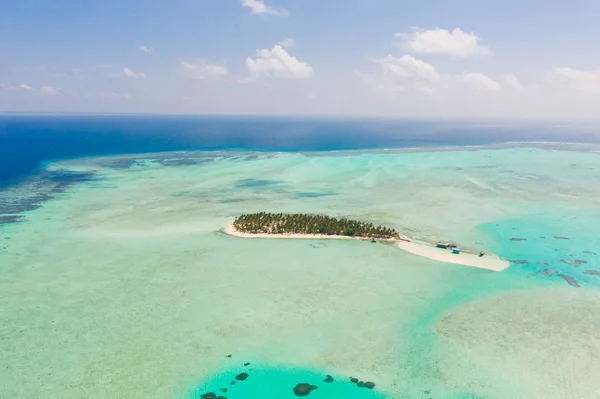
left=1, top=144, right=599, bottom=399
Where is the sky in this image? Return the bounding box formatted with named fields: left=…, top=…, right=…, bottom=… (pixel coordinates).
left=1, top=0, right=600, bottom=117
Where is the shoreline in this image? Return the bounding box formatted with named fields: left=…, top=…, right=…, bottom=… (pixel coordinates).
left=224, top=223, right=510, bottom=272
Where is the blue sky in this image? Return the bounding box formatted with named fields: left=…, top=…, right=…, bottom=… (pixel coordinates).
left=2, top=0, right=600, bottom=117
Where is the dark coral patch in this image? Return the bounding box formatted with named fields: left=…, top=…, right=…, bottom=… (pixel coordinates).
left=364, top=381, right=375, bottom=389
left=554, top=236, right=569, bottom=240
left=200, top=392, right=216, bottom=399
left=511, top=260, right=528, bottom=264
left=350, top=377, right=359, bottom=383
left=558, top=274, right=580, bottom=288
left=293, top=383, right=318, bottom=397
left=235, top=372, right=249, bottom=381
left=561, top=259, right=587, bottom=267
left=584, top=270, right=600, bottom=276
left=509, top=238, right=527, bottom=241
left=324, top=375, right=334, bottom=383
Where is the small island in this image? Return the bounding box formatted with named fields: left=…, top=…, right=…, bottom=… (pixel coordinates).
left=224, top=212, right=509, bottom=272
left=233, top=212, right=403, bottom=240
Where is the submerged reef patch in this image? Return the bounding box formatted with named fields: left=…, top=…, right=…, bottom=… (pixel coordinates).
left=235, top=179, right=284, bottom=189
left=189, top=365, right=384, bottom=399
left=0, top=169, right=99, bottom=226
left=558, top=274, right=580, bottom=288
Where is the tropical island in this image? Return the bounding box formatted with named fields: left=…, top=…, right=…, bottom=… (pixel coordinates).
left=232, top=212, right=405, bottom=240
left=224, top=212, right=509, bottom=272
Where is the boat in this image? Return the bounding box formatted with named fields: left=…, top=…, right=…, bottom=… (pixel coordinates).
left=371, top=237, right=376, bottom=243
left=437, top=242, right=450, bottom=249
left=452, top=247, right=461, bottom=254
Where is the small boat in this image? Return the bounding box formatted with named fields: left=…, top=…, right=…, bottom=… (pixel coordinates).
left=452, top=247, right=461, bottom=254
left=437, top=242, right=450, bottom=249
left=371, top=237, right=376, bottom=243
left=479, top=251, right=485, bottom=257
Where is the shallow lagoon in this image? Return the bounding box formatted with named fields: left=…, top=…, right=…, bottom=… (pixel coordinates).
left=1, top=144, right=599, bottom=398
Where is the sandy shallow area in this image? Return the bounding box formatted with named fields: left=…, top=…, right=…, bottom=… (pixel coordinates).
left=397, top=240, right=510, bottom=272
left=225, top=223, right=510, bottom=272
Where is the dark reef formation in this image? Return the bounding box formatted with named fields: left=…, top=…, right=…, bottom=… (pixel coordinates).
left=583, top=270, right=600, bottom=276
left=293, top=383, right=318, bottom=397
left=561, top=259, right=588, bottom=267
left=0, top=169, right=99, bottom=226
left=558, top=274, right=580, bottom=288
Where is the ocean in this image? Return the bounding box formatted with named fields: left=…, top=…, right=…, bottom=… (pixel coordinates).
left=1, top=115, right=599, bottom=399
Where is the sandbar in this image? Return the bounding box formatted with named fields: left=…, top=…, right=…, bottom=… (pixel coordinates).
left=224, top=223, right=509, bottom=272
left=397, top=240, right=509, bottom=272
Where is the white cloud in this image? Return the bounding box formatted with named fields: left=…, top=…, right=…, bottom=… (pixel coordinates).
left=241, top=0, right=289, bottom=17
left=19, top=83, right=34, bottom=91
left=122, top=67, right=146, bottom=79
left=246, top=45, right=313, bottom=80
left=182, top=60, right=228, bottom=80
left=504, top=74, right=523, bottom=90
left=41, top=86, right=60, bottom=95
left=371, top=55, right=439, bottom=82
left=550, top=67, right=600, bottom=94
left=457, top=72, right=502, bottom=91
left=397, top=27, right=492, bottom=57
left=279, top=38, right=295, bottom=48
left=140, top=45, right=154, bottom=53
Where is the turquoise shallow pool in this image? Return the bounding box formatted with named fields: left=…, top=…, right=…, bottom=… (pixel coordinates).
left=1, top=144, right=599, bottom=399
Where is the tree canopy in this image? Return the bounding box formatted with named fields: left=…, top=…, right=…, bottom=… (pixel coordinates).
left=233, top=212, right=399, bottom=239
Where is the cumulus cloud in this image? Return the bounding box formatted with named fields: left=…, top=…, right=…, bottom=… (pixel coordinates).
left=122, top=67, right=146, bottom=79
left=246, top=45, right=313, bottom=80
left=140, top=45, right=154, bottom=53
left=457, top=72, right=502, bottom=91
left=550, top=67, right=600, bottom=94
left=241, top=0, right=289, bottom=17
left=397, top=27, right=492, bottom=57
left=504, top=74, right=523, bottom=90
left=279, top=38, right=295, bottom=48
left=371, top=54, right=439, bottom=82
left=182, top=60, right=228, bottom=80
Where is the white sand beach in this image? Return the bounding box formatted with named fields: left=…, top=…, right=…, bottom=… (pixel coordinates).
left=223, top=222, right=406, bottom=242
left=397, top=240, right=510, bottom=272
left=224, top=223, right=509, bottom=272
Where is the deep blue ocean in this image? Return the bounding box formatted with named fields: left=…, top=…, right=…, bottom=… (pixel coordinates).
left=2, top=115, right=600, bottom=188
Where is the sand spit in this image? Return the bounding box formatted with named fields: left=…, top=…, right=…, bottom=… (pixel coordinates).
left=396, top=241, right=510, bottom=272
left=224, top=223, right=509, bottom=272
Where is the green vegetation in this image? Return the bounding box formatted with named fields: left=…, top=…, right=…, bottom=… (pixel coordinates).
left=233, top=212, right=400, bottom=239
